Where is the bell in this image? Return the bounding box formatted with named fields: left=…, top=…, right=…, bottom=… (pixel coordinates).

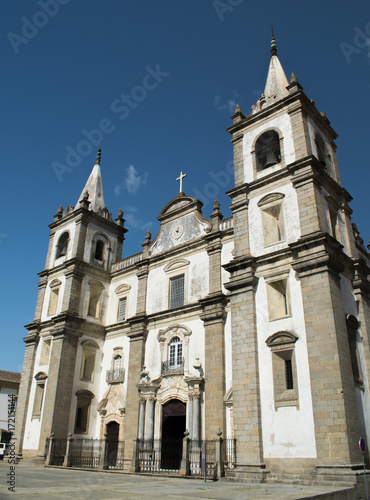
left=264, top=151, right=279, bottom=168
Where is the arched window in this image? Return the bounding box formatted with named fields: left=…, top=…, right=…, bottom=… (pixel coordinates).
left=169, top=337, right=183, bottom=367
left=56, top=232, right=69, bottom=259
left=106, top=348, right=125, bottom=383
left=255, top=130, right=281, bottom=170
left=95, top=240, right=104, bottom=261
left=80, top=340, right=99, bottom=382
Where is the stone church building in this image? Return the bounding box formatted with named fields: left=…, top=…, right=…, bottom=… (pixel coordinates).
left=15, top=38, right=370, bottom=482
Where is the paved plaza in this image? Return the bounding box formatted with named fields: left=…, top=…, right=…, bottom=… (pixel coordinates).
left=0, top=462, right=355, bottom=499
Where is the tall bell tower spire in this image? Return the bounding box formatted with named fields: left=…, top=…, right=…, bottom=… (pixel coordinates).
left=75, top=149, right=105, bottom=212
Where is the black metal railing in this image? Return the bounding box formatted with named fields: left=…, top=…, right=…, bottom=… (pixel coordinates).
left=161, top=358, right=185, bottom=375
left=189, top=439, right=216, bottom=477
left=45, top=437, right=125, bottom=470
left=70, top=438, right=103, bottom=469
left=224, top=438, right=236, bottom=469
left=106, top=368, right=125, bottom=383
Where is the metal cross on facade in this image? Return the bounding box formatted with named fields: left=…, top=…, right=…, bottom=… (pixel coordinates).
left=176, top=171, right=187, bottom=193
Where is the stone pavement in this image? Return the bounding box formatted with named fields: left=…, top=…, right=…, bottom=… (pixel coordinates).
left=0, top=463, right=355, bottom=500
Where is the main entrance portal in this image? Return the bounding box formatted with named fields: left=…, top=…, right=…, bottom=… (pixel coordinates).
left=161, top=399, right=186, bottom=470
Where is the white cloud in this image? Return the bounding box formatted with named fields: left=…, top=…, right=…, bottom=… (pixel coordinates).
left=213, top=90, right=239, bottom=115
left=124, top=206, right=153, bottom=231
left=114, top=164, right=148, bottom=196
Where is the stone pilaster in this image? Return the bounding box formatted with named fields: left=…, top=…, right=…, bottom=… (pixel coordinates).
left=14, top=326, right=40, bottom=458
left=226, top=185, right=250, bottom=258
left=136, top=260, right=149, bottom=314
left=289, top=159, right=327, bottom=237
left=353, top=259, right=370, bottom=458
left=288, top=103, right=312, bottom=160
left=38, top=315, right=83, bottom=455
left=33, top=275, right=47, bottom=321
left=61, top=268, right=85, bottom=314
left=71, top=215, right=88, bottom=260
left=223, top=256, right=265, bottom=478
left=199, top=293, right=227, bottom=438
left=124, top=314, right=147, bottom=470
left=291, top=237, right=363, bottom=468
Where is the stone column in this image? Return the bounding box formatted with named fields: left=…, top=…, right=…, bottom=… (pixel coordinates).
left=63, top=433, right=73, bottom=467
left=193, top=393, right=200, bottom=443
left=137, top=397, right=146, bottom=441
left=15, top=328, right=40, bottom=458
left=188, top=395, right=193, bottom=440
left=147, top=397, right=155, bottom=445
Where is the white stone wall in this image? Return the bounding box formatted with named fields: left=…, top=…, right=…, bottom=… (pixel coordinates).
left=248, top=184, right=301, bottom=257
left=146, top=250, right=209, bottom=315
left=106, top=275, right=138, bottom=324
left=0, top=386, right=18, bottom=431
left=256, top=269, right=317, bottom=458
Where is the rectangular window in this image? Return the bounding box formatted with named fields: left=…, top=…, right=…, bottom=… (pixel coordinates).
left=285, top=359, right=294, bottom=390
left=267, top=279, right=291, bottom=321
left=117, top=297, right=127, bottom=322
left=262, top=204, right=285, bottom=247
left=80, top=351, right=96, bottom=382
left=40, top=339, right=51, bottom=366
left=170, top=275, right=185, bottom=308
left=47, top=287, right=59, bottom=316
left=32, top=383, right=45, bottom=419
left=75, top=401, right=90, bottom=433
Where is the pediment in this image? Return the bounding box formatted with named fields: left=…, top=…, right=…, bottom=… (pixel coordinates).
left=158, top=194, right=203, bottom=222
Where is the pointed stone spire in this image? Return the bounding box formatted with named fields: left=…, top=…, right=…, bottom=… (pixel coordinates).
left=264, top=35, right=289, bottom=102
left=75, top=149, right=105, bottom=212
left=252, top=34, right=289, bottom=114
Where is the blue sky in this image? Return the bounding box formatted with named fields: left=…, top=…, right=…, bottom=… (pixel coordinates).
left=1, top=0, right=369, bottom=372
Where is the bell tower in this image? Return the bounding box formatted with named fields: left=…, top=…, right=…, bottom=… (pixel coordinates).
left=15, top=150, right=127, bottom=460
left=225, top=36, right=369, bottom=481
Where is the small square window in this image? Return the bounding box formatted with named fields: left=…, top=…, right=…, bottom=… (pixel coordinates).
left=170, top=275, right=184, bottom=309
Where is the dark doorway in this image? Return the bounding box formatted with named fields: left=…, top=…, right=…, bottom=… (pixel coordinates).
left=106, top=421, right=119, bottom=467
left=161, top=399, right=186, bottom=470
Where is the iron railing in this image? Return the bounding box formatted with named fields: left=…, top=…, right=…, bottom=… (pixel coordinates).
left=161, top=358, right=185, bottom=376
left=106, top=368, right=125, bottom=383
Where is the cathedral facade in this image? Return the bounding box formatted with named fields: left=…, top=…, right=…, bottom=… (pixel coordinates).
left=15, top=38, right=370, bottom=481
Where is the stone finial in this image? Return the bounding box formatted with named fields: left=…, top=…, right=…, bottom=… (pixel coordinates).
left=54, top=204, right=64, bottom=221
left=290, top=73, right=297, bottom=84
left=217, top=428, right=222, bottom=437
left=115, top=208, right=125, bottom=227
left=183, top=429, right=190, bottom=438
left=232, top=103, right=245, bottom=124
left=95, top=148, right=102, bottom=165
left=142, top=228, right=151, bottom=258
left=79, top=190, right=90, bottom=209
left=193, top=358, right=202, bottom=370
left=270, top=35, right=277, bottom=57
left=211, top=198, right=223, bottom=231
